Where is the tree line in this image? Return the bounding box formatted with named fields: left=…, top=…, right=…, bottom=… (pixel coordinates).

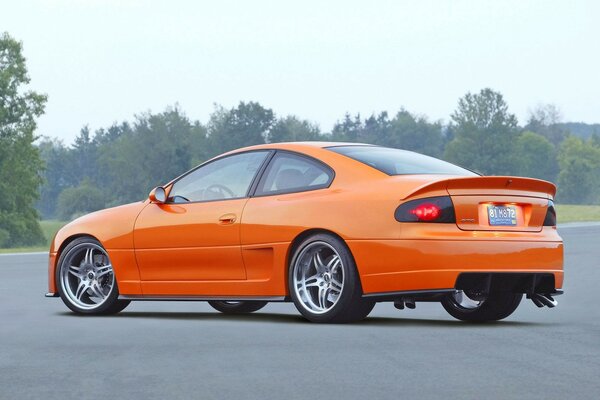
left=2, top=32, right=600, bottom=247
left=38, top=90, right=600, bottom=223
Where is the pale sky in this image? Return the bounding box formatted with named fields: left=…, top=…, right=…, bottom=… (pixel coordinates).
left=2, top=0, right=598, bottom=143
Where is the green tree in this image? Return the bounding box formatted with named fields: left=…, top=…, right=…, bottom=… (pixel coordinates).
left=556, top=136, right=600, bottom=204
left=445, top=88, right=519, bottom=175
left=37, top=138, right=77, bottom=219
left=525, top=104, right=568, bottom=146
left=361, top=112, right=391, bottom=145
left=56, top=180, right=106, bottom=221
left=268, top=116, right=322, bottom=143
left=0, top=33, right=46, bottom=246
left=93, top=122, right=129, bottom=146
left=387, top=110, right=444, bottom=157
left=98, top=107, right=207, bottom=205
left=329, top=110, right=444, bottom=157
left=71, top=125, right=98, bottom=183
left=557, top=159, right=596, bottom=204
left=513, top=131, right=558, bottom=182
left=331, top=113, right=362, bottom=142
left=208, top=102, right=273, bottom=155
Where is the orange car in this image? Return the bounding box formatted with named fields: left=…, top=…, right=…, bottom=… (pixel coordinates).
left=46, top=142, right=563, bottom=323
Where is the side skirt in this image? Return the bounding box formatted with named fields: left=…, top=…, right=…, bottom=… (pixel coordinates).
left=362, top=289, right=455, bottom=302
left=119, top=295, right=288, bottom=302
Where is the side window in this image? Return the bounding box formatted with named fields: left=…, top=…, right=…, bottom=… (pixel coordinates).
left=168, top=151, right=269, bottom=202
left=255, top=152, right=333, bottom=196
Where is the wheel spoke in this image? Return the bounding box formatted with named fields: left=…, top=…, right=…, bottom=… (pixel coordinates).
left=327, top=255, right=340, bottom=272
left=313, top=252, right=327, bottom=273
left=293, top=241, right=345, bottom=314
left=84, top=248, right=94, bottom=265
left=329, top=291, right=340, bottom=303
left=330, top=277, right=343, bottom=293
left=68, top=265, right=82, bottom=278
left=303, top=273, right=320, bottom=288
left=453, top=290, right=483, bottom=310
left=75, top=281, right=88, bottom=300
left=455, top=291, right=464, bottom=305
left=317, top=287, right=329, bottom=310
left=61, top=244, right=116, bottom=310
left=89, top=282, right=105, bottom=300
left=95, top=265, right=112, bottom=278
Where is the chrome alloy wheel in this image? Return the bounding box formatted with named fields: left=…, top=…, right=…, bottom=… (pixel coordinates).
left=292, top=241, right=345, bottom=314
left=450, top=290, right=485, bottom=310
left=60, top=243, right=115, bottom=310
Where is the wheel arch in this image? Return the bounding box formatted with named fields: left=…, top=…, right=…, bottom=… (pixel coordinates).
left=53, top=234, right=104, bottom=289
left=286, top=228, right=365, bottom=292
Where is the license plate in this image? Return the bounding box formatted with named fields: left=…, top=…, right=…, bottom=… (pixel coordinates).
left=487, top=205, right=517, bottom=226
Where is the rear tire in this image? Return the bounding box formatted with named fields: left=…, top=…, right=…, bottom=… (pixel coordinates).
left=208, top=301, right=267, bottom=314
left=289, top=233, right=375, bottom=323
left=442, top=290, right=522, bottom=322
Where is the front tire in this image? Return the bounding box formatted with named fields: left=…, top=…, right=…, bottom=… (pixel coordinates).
left=289, top=233, right=375, bottom=323
left=442, top=290, right=522, bottom=322
left=56, top=237, right=130, bottom=315
left=208, top=301, right=267, bottom=314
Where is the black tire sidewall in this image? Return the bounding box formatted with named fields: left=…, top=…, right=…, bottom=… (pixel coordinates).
left=208, top=300, right=268, bottom=314
left=442, top=291, right=523, bottom=322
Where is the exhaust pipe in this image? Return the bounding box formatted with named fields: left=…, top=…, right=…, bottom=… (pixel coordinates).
left=530, top=293, right=558, bottom=308
left=531, top=296, right=545, bottom=308
left=394, top=299, right=404, bottom=310
left=394, top=297, right=416, bottom=310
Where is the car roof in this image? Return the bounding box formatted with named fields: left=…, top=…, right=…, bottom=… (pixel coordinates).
left=225, top=141, right=374, bottom=153
left=164, top=141, right=381, bottom=188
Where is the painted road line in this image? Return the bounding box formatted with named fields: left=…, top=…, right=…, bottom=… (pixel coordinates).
left=0, top=251, right=48, bottom=257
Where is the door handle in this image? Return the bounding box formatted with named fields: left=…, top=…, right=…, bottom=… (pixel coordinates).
left=218, top=213, right=237, bottom=225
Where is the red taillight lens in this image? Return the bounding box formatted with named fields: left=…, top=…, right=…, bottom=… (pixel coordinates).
left=410, top=203, right=441, bottom=221
left=395, top=196, right=455, bottom=223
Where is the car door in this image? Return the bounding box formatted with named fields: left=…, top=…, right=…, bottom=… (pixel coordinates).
left=134, top=150, right=271, bottom=285
left=240, top=151, right=335, bottom=245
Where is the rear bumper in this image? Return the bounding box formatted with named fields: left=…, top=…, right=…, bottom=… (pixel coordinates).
left=347, top=239, right=563, bottom=295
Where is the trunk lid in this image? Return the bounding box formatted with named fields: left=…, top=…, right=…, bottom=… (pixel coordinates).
left=401, top=176, right=555, bottom=232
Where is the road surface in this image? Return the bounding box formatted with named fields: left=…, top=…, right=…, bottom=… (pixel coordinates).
left=1, top=226, right=598, bottom=399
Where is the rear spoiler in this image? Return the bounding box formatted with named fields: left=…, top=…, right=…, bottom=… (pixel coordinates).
left=403, top=176, right=556, bottom=200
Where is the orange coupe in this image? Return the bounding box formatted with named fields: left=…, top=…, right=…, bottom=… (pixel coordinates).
left=46, top=142, right=563, bottom=323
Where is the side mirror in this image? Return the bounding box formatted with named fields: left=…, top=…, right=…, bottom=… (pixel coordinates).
left=149, top=186, right=167, bottom=203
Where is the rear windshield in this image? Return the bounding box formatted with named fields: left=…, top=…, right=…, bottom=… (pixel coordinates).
left=328, top=145, right=476, bottom=176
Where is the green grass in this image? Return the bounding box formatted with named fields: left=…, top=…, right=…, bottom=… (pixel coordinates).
left=556, top=204, right=600, bottom=223
left=0, top=206, right=599, bottom=253
left=0, top=220, right=67, bottom=254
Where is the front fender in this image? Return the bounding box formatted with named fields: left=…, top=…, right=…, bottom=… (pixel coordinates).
left=48, top=201, right=148, bottom=295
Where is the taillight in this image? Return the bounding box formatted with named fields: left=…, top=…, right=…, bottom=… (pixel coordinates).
left=410, top=203, right=441, bottom=221
left=543, top=200, right=557, bottom=226
left=395, top=196, right=455, bottom=223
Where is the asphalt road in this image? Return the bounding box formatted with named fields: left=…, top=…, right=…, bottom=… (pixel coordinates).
left=1, top=226, right=599, bottom=400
